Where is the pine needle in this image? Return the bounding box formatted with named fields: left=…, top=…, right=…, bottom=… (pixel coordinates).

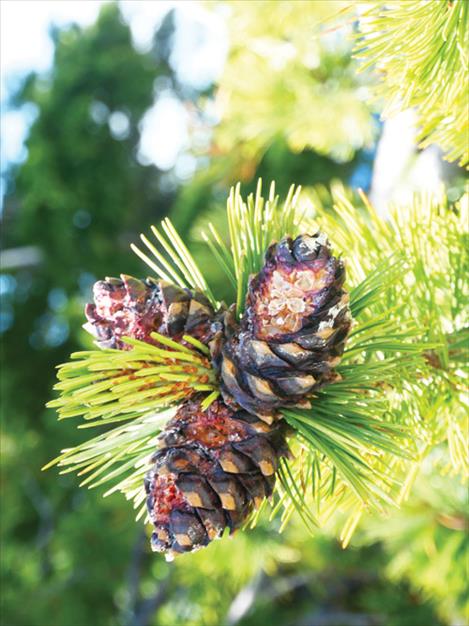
left=201, top=180, right=306, bottom=317
left=132, top=218, right=218, bottom=307
left=353, top=0, right=468, bottom=166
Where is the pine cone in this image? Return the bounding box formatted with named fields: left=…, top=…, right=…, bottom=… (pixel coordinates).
left=145, top=396, right=288, bottom=557
left=213, top=233, right=351, bottom=417
left=84, top=275, right=216, bottom=350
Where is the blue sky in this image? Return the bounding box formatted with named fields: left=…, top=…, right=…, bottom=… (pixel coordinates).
left=1, top=1, right=227, bottom=183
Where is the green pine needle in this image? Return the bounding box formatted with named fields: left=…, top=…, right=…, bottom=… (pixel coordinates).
left=202, top=179, right=305, bottom=316
left=44, top=409, right=173, bottom=519
left=131, top=217, right=218, bottom=307
left=308, top=184, right=468, bottom=479
left=45, top=333, right=216, bottom=513
left=47, top=333, right=216, bottom=424
left=353, top=0, right=469, bottom=166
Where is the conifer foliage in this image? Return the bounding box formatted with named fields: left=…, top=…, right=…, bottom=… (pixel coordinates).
left=353, top=0, right=469, bottom=166
left=46, top=182, right=432, bottom=556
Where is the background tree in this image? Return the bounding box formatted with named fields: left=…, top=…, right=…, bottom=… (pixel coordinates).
left=1, top=4, right=179, bottom=625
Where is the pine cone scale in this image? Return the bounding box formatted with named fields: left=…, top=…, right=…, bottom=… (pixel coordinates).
left=145, top=396, right=289, bottom=557
left=175, top=474, right=220, bottom=509
left=217, top=447, right=256, bottom=473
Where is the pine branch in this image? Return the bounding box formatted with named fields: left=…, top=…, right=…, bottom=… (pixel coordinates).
left=306, top=184, right=469, bottom=477
left=353, top=0, right=469, bottom=166
left=46, top=180, right=465, bottom=551
left=44, top=333, right=217, bottom=516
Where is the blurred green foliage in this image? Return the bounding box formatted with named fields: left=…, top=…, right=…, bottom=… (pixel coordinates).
left=169, top=0, right=377, bottom=236
left=361, top=461, right=469, bottom=625
left=1, top=5, right=174, bottom=625
left=213, top=1, right=375, bottom=165
left=1, top=2, right=467, bottom=626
